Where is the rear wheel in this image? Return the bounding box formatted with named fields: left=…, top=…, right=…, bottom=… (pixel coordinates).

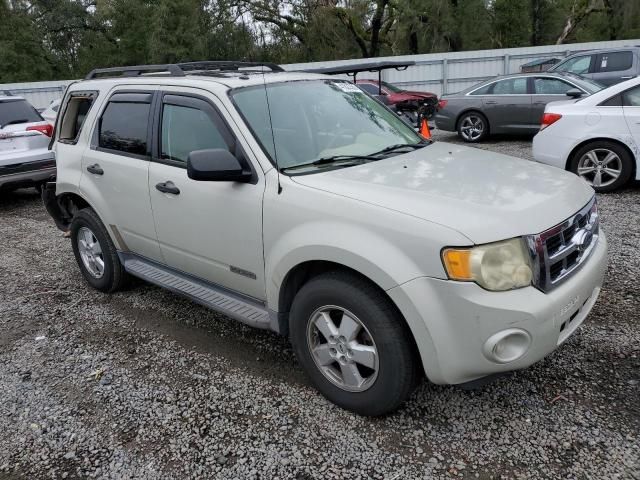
left=70, top=208, right=129, bottom=292
left=457, top=111, right=488, bottom=142
left=569, top=141, right=633, bottom=192
left=289, top=271, right=420, bottom=416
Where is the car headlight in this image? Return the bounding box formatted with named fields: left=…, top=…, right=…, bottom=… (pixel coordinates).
left=441, top=238, right=533, bottom=291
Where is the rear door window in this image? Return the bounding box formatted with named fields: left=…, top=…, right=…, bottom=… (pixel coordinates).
left=98, top=93, right=151, bottom=157
left=597, top=51, right=633, bottom=72
left=491, top=78, right=528, bottom=95
left=0, top=99, right=43, bottom=128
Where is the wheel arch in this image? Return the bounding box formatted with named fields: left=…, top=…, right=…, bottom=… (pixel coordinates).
left=566, top=137, right=637, bottom=180
left=276, top=259, right=427, bottom=378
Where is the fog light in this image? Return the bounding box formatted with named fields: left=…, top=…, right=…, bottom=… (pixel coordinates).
left=483, top=329, right=531, bottom=364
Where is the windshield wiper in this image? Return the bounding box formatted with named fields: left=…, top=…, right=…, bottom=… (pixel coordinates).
left=369, top=141, right=431, bottom=156
left=281, top=142, right=431, bottom=173
left=281, top=154, right=377, bottom=172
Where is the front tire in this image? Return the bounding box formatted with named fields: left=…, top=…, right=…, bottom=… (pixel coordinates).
left=569, top=140, right=633, bottom=192
left=457, top=111, right=489, bottom=142
left=289, top=271, right=420, bottom=416
left=70, top=208, right=128, bottom=292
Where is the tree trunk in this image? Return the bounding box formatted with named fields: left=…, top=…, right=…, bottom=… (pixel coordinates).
left=556, top=0, right=601, bottom=44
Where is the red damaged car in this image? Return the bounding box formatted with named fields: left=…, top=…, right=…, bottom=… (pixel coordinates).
left=355, top=79, right=438, bottom=114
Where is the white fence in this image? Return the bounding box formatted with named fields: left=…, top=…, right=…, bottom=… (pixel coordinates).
left=2, top=38, right=639, bottom=107
left=285, top=38, right=640, bottom=95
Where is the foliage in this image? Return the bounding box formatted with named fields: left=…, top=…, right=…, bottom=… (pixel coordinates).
left=1, top=0, right=639, bottom=82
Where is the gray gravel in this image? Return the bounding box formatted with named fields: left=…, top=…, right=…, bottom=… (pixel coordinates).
left=1, top=137, right=639, bottom=479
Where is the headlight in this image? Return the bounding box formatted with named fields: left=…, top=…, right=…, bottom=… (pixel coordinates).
left=442, top=238, right=533, bottom=291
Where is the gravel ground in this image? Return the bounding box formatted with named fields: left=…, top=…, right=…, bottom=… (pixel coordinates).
left=1, top=137, right=639, bottom=479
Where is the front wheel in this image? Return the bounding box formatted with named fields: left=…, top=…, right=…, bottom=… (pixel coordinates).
left=569, top=141, right=633, bottom=192
left=289, top=271, right=420, bottom=416
left=457, top=112, right=488, bottom=142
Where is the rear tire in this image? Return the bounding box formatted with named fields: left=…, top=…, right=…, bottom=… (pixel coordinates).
left=70, top=208, right=128, bottom=293
left=289, top=271, right=420, bottom=416
left=457, top=111, right=489, bottom=142
left=569, top=140, right=633, bottom=192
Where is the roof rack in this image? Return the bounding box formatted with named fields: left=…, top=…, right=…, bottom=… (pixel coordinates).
left=84, top=61, right=284, bottom=80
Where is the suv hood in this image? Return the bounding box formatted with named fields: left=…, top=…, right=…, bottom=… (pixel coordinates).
left=291, top=142, right=594, bottom=244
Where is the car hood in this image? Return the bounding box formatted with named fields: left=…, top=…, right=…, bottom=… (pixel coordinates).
left=291, top=142, right=594, bottom=244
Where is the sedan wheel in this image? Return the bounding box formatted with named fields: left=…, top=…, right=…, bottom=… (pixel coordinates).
left=570, top=141, right=633, bottom=193
left=577, top=148, right=622, bottom=189
left=458, top=113, right=487, bottom=142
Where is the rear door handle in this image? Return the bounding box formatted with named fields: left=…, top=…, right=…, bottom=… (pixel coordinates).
left=155, top=181, right=180, bottom=195
left=484, top=100, right=498, bottom=105
left=621, top=75, right=635, bottom=79
left=86, top=163, right=104, bottom=175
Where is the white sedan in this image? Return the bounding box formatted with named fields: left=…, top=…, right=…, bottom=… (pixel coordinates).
left=532, top=78, right=640, bottom=192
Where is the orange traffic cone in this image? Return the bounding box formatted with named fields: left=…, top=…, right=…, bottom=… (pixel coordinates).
left=420, top=118, right=431, bottom=139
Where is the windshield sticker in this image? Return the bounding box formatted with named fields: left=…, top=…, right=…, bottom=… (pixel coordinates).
left=334, top=82, right=364, bottom=93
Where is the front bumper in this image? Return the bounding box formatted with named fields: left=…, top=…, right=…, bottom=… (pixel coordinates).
left=388, top=231, right=607, bottom=385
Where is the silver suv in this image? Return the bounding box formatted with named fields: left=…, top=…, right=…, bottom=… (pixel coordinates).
left=44, top=62, right=607, bottom=415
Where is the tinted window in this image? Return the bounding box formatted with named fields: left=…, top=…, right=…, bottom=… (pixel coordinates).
left=161, top=104, right=227, bottom=163
left=600, top=94, right=622, bottom=107
left=99, top=102, right=150, bottom=155
left=555, top=55, right=593, bottom=74
left=358, top=83, right=380, bottom=94
left=0, top=99, right=43, bottom=127
left=623, top=86, right=640, bottom=106
left=534, top=78, right=575, bottom=94
left=491, top=78, right=528, bottom=95
left=598, top=51, right=633, bottom=72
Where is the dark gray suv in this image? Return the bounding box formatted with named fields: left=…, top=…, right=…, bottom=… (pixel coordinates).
left=549, top=47, right=640, bottom=86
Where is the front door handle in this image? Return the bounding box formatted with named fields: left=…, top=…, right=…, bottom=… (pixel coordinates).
left=485, top=100, right=498, bottom=105
left=155, top=181, right=180, bottom=195
left=86, top=163, right=104, bottom=175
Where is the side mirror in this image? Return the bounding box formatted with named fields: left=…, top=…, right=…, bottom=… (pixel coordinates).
left=187, top=149, right=252, bottom=182
left=566, top=88, right=584, bottom=98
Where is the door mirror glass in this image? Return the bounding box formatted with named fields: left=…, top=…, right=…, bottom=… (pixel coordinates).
left=565, top=88, right=584, bottom=98
left=187, top=149, right=251, bottom=182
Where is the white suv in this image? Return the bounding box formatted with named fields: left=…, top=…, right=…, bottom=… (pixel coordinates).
left=44, top=61, right=608, bottom=415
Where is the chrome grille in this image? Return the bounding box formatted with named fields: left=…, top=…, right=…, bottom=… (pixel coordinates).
left=527, top=196, right=599, bottom=292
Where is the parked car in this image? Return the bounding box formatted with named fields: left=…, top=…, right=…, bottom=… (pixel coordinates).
left=533, top=76, right=640, bottom=192
left=41, top=98, right=62, bottom=126
left=355, top=79, right=438, bottom=116
left=548, top=47, right=640, bottom=86
left=435, top=72, right=603, bottom=142
left=0, top=95, right=55, bottom=192
left=45, top=61, right=606, bottom=416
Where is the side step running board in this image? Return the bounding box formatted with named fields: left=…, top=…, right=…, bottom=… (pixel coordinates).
left=119, top=253, right=276, bottom=331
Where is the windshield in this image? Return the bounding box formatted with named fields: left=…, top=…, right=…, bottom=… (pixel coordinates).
left=231, top=80, right=422, bottom=171
left=575, top=77, right=605, bottom=94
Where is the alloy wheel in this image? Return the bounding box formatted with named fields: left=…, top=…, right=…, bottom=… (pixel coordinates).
left=460, top=115, right=485, bottom=141
left=77, top=226, right=105, bottom=278
left=306, top=306, right=379, bottom=392
left=577, top=148, right=622, bottom=188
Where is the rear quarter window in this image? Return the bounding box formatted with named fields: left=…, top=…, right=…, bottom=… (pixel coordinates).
left=58, top=92, right=97, bottom=144
left=0, top=99, right=43, bottom=127
left=598, top=51, right=633, bottom=72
